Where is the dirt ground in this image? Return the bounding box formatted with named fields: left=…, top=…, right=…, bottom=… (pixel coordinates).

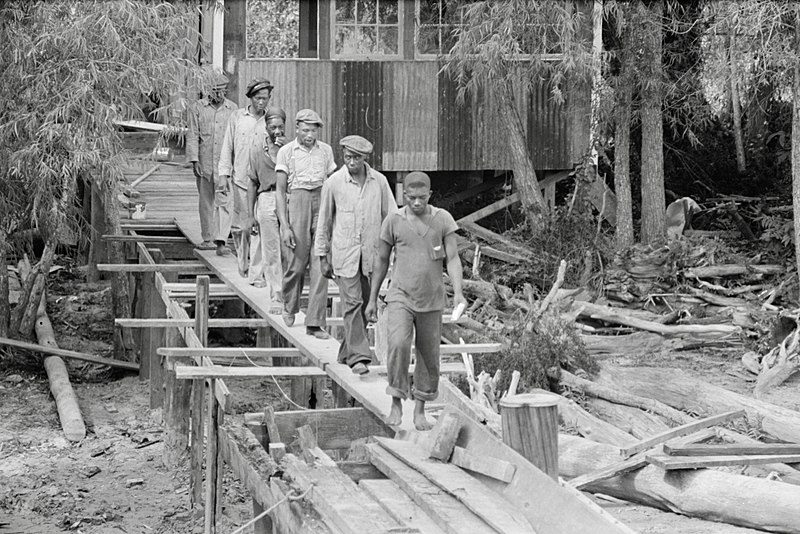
left=0, top=267, right=795, bottom=533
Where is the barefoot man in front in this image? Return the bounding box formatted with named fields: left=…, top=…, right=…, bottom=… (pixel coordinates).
left=365, top=172, right=466, bottom=430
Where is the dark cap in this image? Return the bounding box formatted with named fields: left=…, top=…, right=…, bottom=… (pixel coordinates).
left=339, top=135, right=373, bottom=155
left=245, top=78, right=274, bottom=98
left=265, top=107, right=286, bottom=122
left=404, top=171, right=431, bottom=189
left=295, top=109, right=324, bottom=127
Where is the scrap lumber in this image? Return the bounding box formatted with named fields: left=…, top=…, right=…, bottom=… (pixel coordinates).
left=281, top=453, right=403, bottom=534
left=555, top=369, right=692, bottom=425
left=459, top=221, right=533, bottom=257
left=647, top=453, right=800, bottom=470
left=619, top=409, right=745, bottom=458
left=682, top=264, right=783, bottom=278
left=664, top=443, right=800, bottom=456
left=0, top=336, right=138, bottom=371
left=365, top=442, right=498, bottom=534
left=597, top=365, right=800, bottom=444
left=560, top=433, right=800, bottom=532
left=572, top=301, right=740, bottom=336
left=449, top=446, right=516, bottom=483
left=359, top=479, right=446, bottom=534
left=375, top=437, right=534, bottom=534
left=98, top=263, right=209, bottom=273
left=428, top=412, right=462, bottom=461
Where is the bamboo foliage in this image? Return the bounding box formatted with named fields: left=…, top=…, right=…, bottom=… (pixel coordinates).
left=0, top=1, right=212, bottom=338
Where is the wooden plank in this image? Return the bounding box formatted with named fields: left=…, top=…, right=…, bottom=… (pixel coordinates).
left=281, top=453, right=401, bottom=534
left=98, top=263, right=209, bottom=273
left=117, top=318, right=270, bottom=328
left=158, top=347, right=302, bottom=358
left=647, top=453, right=800, bottom=471
left=102, top=235, right=189, bottom=243
left=204, top=378, right=219, bottom=533
left=175, top=362, right=469, bottom=379
left=0, top=336, right=139, bottom=371
left=620, top=410, right=746, bottom=458
left=272, top=407, right=391, bottom=451
left=456, top=193, right=520, bottom=226
left=450, top=446, right=516, bottom=483
left=359, top=479, right=446, bottom=534
left=366, top=443, right=496, bottom=534
left=664, top=443, right=800, bottom=457
left=374, top=437, right=535, bottom=534
left=567, top=454, right=649, bottom=491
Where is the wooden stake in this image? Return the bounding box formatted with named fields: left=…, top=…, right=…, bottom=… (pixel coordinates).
left=190, top=276, right=210, bottom=510
left=204, top=378, right=219, bottom=534
left=499, top=393, right=559, bottom=480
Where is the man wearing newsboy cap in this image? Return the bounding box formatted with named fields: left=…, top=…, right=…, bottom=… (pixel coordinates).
left=218, top=77, right=274, bottom=276
left=314, top=135, right=396, bottom=374
left=275, top=109, right=337, bottom=339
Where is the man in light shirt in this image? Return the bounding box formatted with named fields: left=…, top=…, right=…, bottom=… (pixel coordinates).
left=315, top=135, right=396, bottom=374
left=275, top=109, right=336, bottom=339
left=218, top=78, right=273, bottom=275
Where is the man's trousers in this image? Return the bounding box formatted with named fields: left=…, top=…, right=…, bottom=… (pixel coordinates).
left=248, top=191, right=282, bottom=300
left=335, top=264, right=372, bottom=367
left=196, top=175, right=232, bottom=243
left=384, top=301, right=441, bottom=401
left=230, top=184, right=250, bottom=277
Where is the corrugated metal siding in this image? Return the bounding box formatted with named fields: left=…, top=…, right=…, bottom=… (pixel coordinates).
left=241, top=60, right=299, bottom=123
left=437, top=64, right=473, bottom=170
left=528, top=80, right=570, bottom=170
left=295, top=61, right=335, bottom=145
left=382, top=61, right=438, bottom=171
left=335, top=62, right=384, bottom=168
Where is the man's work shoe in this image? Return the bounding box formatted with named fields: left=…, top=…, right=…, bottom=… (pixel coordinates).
left=306, top=327, right=330, bottom=340
left=196, top=240, right=216, bottom=250
left=216, top=244, right=232, bottom=256
left=351, top=362, right=369, bottom=375
left=282, top=313, right=295, bottom=327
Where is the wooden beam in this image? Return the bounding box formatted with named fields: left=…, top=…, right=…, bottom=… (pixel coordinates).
left=457, top=193, right=520, bottom=225
left=664, top=443, right=800, bottom=457
left=0, top=336, right=138, bottom=371
left=102, top=235, right=189, bottom=243
left=647, top=453, right=800, bottom=471
left=567, top=454, right=649, bottom=491
left=359, top=479, right=446, bottom=534
left=117, top=318, right=270, bottom=328
left=620, top=410, right=745, bottom=458
left=98, top=263, right=209, bottom=273
left=177, top=361, right=469, bottom=379
left=158, top=347, right=302, bottom=358
left=374, top=437, right=535, bottom=534
left=450, top=446, right=516, bottom=483
left=129, top=164, right=161, bottom=188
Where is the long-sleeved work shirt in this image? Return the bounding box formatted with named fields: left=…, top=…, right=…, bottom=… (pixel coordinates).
left=217, top=106, right=266, bottom=188
left=275, top=138, right=336, bottom=191
left=185, top=97, right=237, bottom=180
left=314, top=163, right=397, bottom=278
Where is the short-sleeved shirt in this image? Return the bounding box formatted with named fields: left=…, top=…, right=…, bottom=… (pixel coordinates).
left=274, top=138, right=336, bottom=191
left=247, top=136, right=280, bottom=193
left=379, top=206, right=459, bottom=312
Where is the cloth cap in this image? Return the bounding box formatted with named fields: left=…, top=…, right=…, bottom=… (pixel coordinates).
left=339, top=135, right=373, bottom=155
left=404, top=171, right=431, bottom=189
left=265, top=107, right=286, bottom=122
left=245, top=78, right=274, bottom=98
left=295, top=109, right=324, bottom=127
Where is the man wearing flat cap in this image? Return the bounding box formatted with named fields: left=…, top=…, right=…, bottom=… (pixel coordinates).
left=243, top=107, right=287, bottom=306
left=186, top=70, right=236, bottom=255
left=314, top=135, right=396, bottom=374
left=218, top=77, right=274, bottom=275
left=275, top=109, right=337, bottom=338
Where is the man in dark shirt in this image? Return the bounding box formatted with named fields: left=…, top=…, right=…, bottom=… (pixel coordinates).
left=366, top=172, right=466, bottom=430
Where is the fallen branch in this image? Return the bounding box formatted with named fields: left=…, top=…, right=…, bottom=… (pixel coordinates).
left=572, top=301, right=740, bottom=336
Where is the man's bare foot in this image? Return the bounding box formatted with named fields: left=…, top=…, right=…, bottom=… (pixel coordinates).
left=386, top=398, right=403, bottom=427
left=413, top=400, right=433, bottom=431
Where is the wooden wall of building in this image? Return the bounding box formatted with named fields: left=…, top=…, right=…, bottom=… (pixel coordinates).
left=238, top=59, right=588, bottom=172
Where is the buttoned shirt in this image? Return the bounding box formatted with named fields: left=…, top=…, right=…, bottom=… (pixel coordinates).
left=185, top=97, right=237, bottom=180
left=247, top=135, right=280, bottom=193
left=314, top=163, right=397, bottom=278
left=217, top=106, right=266, bottom=188
left=275, top=138, right=336, bottom=191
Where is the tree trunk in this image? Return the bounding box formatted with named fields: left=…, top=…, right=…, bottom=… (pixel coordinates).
left=0, top=232, right=8, bottom=338
left=729, top=33, right=746, bottom=174
left=497, top=83, right=547, bottom=231
left=101, top=178, right=137, bottom=362
left=638, top=0, right=666, bottom=244
left=614, top=23, right=634, bottom=248
left=17, top=242, right=55, bottom=338
left=597, top=365, right=800, bottom=444
left=793, top=9, right=800, bottom=301
left=559, top=433, right=800, bottom=533
left=745, top=76, right=772, bottom=147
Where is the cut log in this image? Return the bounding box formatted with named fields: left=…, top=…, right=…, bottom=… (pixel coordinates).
left=0, top=336, right=138, bottom=371
left=499, top=393, right=559, bottom=479
left=584, top=398, right=670, bottom=440
left=560, top=433, right=800, bottom=533
left=25, top=268, right=86, bottom=442
left=597, top=365, right=800, bottom=444
left=572, top=302, right=740, bottom=336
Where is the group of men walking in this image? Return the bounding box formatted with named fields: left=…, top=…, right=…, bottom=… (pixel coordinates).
left=186, top=73, right=466, bottom=430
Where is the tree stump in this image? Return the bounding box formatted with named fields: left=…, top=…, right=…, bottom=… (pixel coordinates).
left=500, top=393, right=559, bottom=479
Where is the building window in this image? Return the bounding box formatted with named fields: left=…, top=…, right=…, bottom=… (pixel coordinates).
left=416, top=0, right=465, bottom=56
left=333, top=0, right=401, bottom=58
